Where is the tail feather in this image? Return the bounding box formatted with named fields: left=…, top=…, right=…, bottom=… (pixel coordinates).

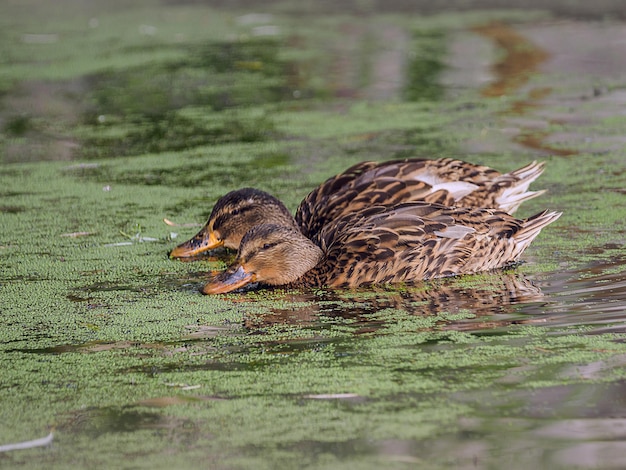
left=496, top=161, right=547, bottom=213
left=515, top=210, right=562, bottom=249
left=509, top=161, right=545, bottom=184
left=497, top=189, right=547, bottom=213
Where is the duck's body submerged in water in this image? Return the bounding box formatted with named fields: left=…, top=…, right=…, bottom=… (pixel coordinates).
left=202, top=203, right=561, bottom=294
left=167, top=158, right=561, bottom=293
left=169, top=158, right=548, bottom=258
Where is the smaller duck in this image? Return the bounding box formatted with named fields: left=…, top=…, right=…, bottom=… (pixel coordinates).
left=202, top=202, right=561, bottom=294
left=169, top=188, right=299, bottom=257
left=170, top=158, right=547, bottom=258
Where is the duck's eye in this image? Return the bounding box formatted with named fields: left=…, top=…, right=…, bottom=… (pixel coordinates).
left=262, top=243, right=272, bottom=250
left=230, top=208, right=241, bottom=216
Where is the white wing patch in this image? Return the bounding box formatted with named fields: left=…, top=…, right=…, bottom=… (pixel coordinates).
left=434, top=225, right=476, bottom=239
left=430, top=181, right=479, bottom=200
left=413, top=169, right=441, bottom=186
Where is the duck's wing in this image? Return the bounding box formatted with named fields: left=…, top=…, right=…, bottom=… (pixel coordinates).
left=295, top=159, right=548, bottom=240
left=306, top=202, right=561, bottom=288
left=295, top=158, right=471, bottom=240
left=294, top=160, right=399, bottom=238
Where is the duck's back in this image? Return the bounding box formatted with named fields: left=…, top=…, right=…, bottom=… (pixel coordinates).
left=294, top=158, right=546, bottom=243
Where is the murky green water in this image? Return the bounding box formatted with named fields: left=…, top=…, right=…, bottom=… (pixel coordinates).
left=2, top=1, right=626, bottom=469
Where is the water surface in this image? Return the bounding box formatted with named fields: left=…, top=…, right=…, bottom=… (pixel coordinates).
left=1, top=2, right=626, bottom=469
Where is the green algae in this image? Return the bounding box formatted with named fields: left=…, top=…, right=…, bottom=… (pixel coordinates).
left=404, top=29, right=447, bottom=102
left=2, top=2, right=626, bottom=469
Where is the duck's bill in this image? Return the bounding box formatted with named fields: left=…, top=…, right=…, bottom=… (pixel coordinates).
left=169, top=228, right=222, bottom=258
left=202, top=265, right=256, bottom=294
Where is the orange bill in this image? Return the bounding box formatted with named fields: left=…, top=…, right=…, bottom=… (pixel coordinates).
left=169, top=227, right=222, bottom=258
left=202, top=265, right=255, bottom=294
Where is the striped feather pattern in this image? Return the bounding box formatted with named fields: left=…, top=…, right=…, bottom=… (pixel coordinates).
left=299, top=203, right=561, bottom=288
left=295, top=158, right=547, bottom=240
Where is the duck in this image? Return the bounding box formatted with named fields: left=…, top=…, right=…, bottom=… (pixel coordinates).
left=170, top=158, right=547, bottom=258
left=202, top=202, right=562, bottom=294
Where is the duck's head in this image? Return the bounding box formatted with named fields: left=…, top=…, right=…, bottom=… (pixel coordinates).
left=169, top=188, right=297, bottom=258
left=202, top=224, right=323, bottom=294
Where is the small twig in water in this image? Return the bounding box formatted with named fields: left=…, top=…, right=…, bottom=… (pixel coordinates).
left=163, top=218, right=202, bottom=228
left=0, top=432, right=54, bottom=453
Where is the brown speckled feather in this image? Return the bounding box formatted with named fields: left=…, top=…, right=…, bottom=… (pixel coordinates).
left=296, top=202, right=561, bottom=288
left=295, top=158, right=546, bottom=240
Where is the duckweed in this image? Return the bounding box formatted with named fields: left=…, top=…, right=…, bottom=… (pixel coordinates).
left=2, top=2, right=626, bottom=469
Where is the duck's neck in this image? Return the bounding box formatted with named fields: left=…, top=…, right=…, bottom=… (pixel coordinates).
left=283, top=254, right=330, bottom=289
left=281, top=237, right=324, bottom=286
left=261, top=231, right=324, bottom=288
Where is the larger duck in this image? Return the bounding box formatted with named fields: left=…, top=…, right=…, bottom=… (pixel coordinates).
left=170, top=158, right=548, bottom=258
left=202, top=203, right=561, bottom=294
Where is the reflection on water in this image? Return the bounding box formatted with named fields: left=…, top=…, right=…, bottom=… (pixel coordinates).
left=473, top=22, right=579, bottom=156
left=447, top=379, right=626, bottom=468
left=24, top=254, right=626, bottom=353
left=242, top=271, right=546, bottom=332
left=473, top=23, right=549, bottom=98
left=239, top=253, right=626, bottom=337
left=533, top=255, right=626, bottom=334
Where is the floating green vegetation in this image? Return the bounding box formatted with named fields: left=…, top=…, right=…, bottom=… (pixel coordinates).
left=404, top=29, right=447, bottom=102
left=1, top=309, right=625, bottom=469
left=74, top=36, right=304, bottom=158
left=83, top=38, right=300, bottom=116
left=2, top=1, right=626, bottom=469
left=77, top=109, right=279, bottom=160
